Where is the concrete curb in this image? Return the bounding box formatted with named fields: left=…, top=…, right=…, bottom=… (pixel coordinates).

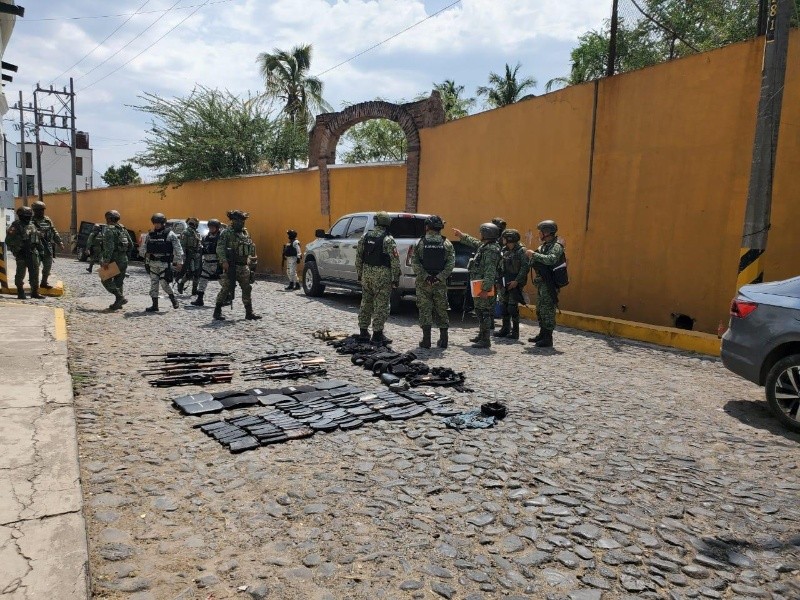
left=0, top=303, right=90, bottom=599
left=520, top=306, right=721, bottom=356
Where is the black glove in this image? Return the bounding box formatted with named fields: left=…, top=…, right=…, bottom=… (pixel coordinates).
left=425, top=275, right=439, bottom=285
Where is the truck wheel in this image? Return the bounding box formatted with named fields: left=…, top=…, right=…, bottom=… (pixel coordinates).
left=765, top=354, right=800, bottom=433
left=303, top=262, right=325, bottom=297
left=389, top=289, right=402, bottom=314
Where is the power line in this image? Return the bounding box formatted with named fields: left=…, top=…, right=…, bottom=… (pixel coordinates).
left=50, top=0, right=153, bottom=85
left=19, top=0, right=235, bottom=22
left=80, top=0, right=213, bottom=91
left=75, top=0, right=184, bottom=82
left=314, top=0, right=463, bottom=77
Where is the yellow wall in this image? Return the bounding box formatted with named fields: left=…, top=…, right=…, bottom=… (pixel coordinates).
left=17, top=32, right=800, bottom=333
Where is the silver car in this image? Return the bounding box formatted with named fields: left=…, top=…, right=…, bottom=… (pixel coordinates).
left=721, top=276, right=800, bottom=432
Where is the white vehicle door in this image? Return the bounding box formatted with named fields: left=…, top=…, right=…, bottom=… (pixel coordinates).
left=317, top=217, right=350, bottom=279
left=339, top=215, right=369, bottom=281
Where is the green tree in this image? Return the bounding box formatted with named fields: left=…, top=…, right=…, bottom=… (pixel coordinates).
left=101, top=163, right=141, bottom=186
left=341, top=118, right=407, bottom=164
left=433, top=80, right=475, bottom=120
left=476, top=63, right=537, bottom=109
left=130, top=87, right=277, bottom=193
left=256, top=44, right=332, bottom=168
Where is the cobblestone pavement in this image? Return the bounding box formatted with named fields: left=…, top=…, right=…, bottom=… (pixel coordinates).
left=43, top=259, right=800, bottom=599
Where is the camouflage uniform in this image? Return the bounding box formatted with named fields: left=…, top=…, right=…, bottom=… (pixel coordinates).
left=496, top=231, right=529, bottom=339
left=530, top=239, right=565, bottom=332
left=85, top=225, right=104, bottom=272
left=462, top=232, right=501, bottom=348
left=214, top=214, right=260, bottom=321
left=6, top=210, right=43, bottom=298
left=412, top=230, right=455, bottom=346
left=31, top=213, right=62, bottom=287
left=356, top=222, right=400, bottom=341
left=177, top=223, right=201, bottom=294
left=101, top=222, right=135, bottom=306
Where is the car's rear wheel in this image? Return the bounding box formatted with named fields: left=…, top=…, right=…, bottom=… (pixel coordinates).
left=765, top=354, right=800, bottom=433
left=303, top=262, right=325, bottom=297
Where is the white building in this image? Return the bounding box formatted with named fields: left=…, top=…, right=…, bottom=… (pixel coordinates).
left=1, top=0, right=24, bottom=228
left=5, top=133, right=94, bottom=196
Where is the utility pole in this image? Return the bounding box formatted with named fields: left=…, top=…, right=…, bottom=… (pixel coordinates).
left=32, top=90, right=44, bottom=203
left=606, top=0, right=619, bottom=77
left=69, top=77, right=77, bottom=237
left=737, top=0, right=792, bottom=289
left=18, top=91, right=27, bottom=206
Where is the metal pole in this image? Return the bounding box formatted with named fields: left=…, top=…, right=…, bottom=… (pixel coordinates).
left=18, top=91, right=27, bottom=205
left=606, top=0, right=619, bottom=77
left=33, top=89, right=44, bottom=202
left=3, top=134, right=7, bottom=187
left=737, top=0, right=792, bottom=288
left=69, top=77, right=77, bottom=238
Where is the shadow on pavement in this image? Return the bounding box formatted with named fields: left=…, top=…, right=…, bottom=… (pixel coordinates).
left=722, top=399, right=800, bottom=443
left=523, top=346, right=565, bottom=356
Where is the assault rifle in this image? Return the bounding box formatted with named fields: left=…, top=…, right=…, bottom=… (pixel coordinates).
left=226, top=246, right=236, bottom=307
left=142, top=352, right=231, bottom=363
left=242, top=350, right=318, bottom=364
left=138, top=362, right=231, bottom=376
left=148, top=371, right=233, bottom=388
left=240, top=356, right=326, bottom=375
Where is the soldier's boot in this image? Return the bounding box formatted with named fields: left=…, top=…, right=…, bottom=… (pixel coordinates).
left=86, top=264, right=93, bottom=273
left=469, top=310, right=483, bottom=342
left=528, top=328, right=544, bottom=343
left=436, top=328, right=449, bottom=349
left=509, top=317, right=520, bottom=340
left=191, top=292, right=205, bottom=307
left=120, top=297, right=128, bottom=305
left=177, top=280, right=185, bottom=294
left=169, top=294, right=179, bottom=309
left=213, top=305, right=225, bottom=321
left=357, top=328, right=370, bottom=341
left=419, top=327, right=432, bottom=349
left=191, top=282, right=198, bottom=296
left=535, top=329, right=554, bottom=348
left=109, top=295, right=125, bottom=311
left=31, top=286, right=45, bottom=299
left=285, top=281, right=294, bottom=290
left=40, top=280, right=53, bottom=289
left=471, top=328, right=491, bottom=349
left=494, top=316, right=511, bottom=337
left=371, top=330, right=391, bottom=346
left=16, top=288, right=27, bottom=299
left=245, top=303, right=262, bottom=320
left=145, top=297, right=159, bottom=312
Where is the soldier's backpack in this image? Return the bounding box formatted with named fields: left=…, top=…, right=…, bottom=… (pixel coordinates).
left=553, top=253, right=569, bottom=288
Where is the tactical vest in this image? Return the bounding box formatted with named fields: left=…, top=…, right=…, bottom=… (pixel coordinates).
left=146, top=229, right=173, bottom=260
left=362, top=232, right=390, bottom=267
left=201, top=232, right=219, bottom=256
left=420, top=237, right=446, bottom=275
left=183, top=228, right=201, bottom=252
left=227, top=231, right=254, bottom=264
left=33, top=217, right=55, bottom=242
left=502, top=247, right=523, bottom=277
left=283, top=242, right=298, bottom=257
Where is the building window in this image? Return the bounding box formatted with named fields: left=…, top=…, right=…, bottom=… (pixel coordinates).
left=16, top=152, right=32, bottom=168
left=18, top=175, right=34, bottom=196
left=76, top=156, right=83, bottom=176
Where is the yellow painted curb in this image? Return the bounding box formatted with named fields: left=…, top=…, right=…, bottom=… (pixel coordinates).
left=0, top=280, right=65, bottom=297
left=54, top=308, right=68, bottom=341
left=519, top=306, right=721, bottom=356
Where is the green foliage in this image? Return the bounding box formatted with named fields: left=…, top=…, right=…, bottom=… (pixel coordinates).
left=130, top=87, right=277, bottom=193
left=432, top=80, right=475, bottom=120
left=101, top=164, right=141, bottom=187
left=341, top=118, right=407, bottom=164
left=476, top=63, right=537, bottom=108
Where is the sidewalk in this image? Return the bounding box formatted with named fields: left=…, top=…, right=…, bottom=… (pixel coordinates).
left=0, top=302, right=89, bottom=598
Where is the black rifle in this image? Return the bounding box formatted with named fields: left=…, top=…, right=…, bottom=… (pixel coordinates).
left=139, top=362, right=230, bottom=375
left=242, top=350, right=317, bottom=364
left=226, top=246, right=236, bottom=307
left=148, top=371, right=233, bottom=388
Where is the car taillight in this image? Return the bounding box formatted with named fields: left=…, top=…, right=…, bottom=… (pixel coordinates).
left=405, top=246, right=414, bottom=267
left=730, top=299, right=758, bottom=318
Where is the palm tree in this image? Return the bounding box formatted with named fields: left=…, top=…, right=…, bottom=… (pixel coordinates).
left=476, top=63, right=537, bottom=108
left=433, top=79, right=475, bottom=120
left=256, top=43, right=331, bottom=168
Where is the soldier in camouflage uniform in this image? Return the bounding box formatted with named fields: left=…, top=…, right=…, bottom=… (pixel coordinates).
left=191, top=218, right=222, bottom=307
left=454, top=222, right=502, bottom=349
left=177, top=217, right=201, bottom=295
left=213, top=210, right=261, bottom=321
left=100, top=210, right=135, bottom=310
left=494, top=228, right=528, bottom=340
left=412, top=215, right=455, bottom=349
left=140, top=213, right=184, bottom=312
left=84, top=224, right=104, bottom=273
left=526, top=220, right=565, bottom=348
left=31, top=201, right=64, bottom=289
left=356, top=211, right=400, bottom=345
left=5, top=206, right=44, bottom=299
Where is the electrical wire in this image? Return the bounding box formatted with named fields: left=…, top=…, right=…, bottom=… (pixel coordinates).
left=20, top=0, right=235, bottom=22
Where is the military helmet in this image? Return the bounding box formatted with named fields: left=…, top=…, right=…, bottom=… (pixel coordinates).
left=501, top=228, right=521, bottom=243
left=227, top=209, right=249, bottom=221
left=479, top=222, right=500, bottom=240
left=151, top=212, right=167, bottom=224
left=491, top=217, right=507, bottom=233
left=208, top=218, right=221, bottom=228
left=16, top=206, right=33, bottom=218
left=374, top=211, right=392, bottom=227
left=105, top=210, right=121, bottom=221
left=537, top=220, right=558, bottom=235
left=32, top=200, right=46, bottom=212
left=424, top=215, right=445, bottom=231
left=186, top=217, right=199, bottom=227
left=287, top=229, right=297, bottom=239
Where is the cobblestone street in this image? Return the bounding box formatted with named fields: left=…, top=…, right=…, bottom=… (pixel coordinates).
left=46, top=258, right=800, bottom=599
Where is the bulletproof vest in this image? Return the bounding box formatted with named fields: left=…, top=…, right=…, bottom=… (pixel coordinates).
left=362, top=232, right=390, bottom=267
left=502, top=246, right=523, bottom=277
left=183, top=228, right=201, bottom=251
left=283, top=242, right=298, bottom=257
left=228, top=230, right=254, bottom=262
left=201, top=232, right=219, bottom=255
left=33, top=216, right=55, bottom=242
left=13, top=220, right=40, bottom=245
left=420, top=237, right=446, bottom=274
left=146, top=228, right=173, bottom=259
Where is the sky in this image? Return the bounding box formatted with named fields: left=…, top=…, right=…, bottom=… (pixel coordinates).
left=4, top=0, right=610, bottom=184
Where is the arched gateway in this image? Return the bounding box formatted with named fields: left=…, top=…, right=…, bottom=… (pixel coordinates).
left=308, top=92, right=445, bottom=215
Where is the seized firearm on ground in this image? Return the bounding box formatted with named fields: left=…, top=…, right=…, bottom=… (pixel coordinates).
left=138, top=362, right=231, bottom=376
left=142, top=352, right=231, bottom=363
left=240, top=356, right=327, bottom=380
left=148, top=371, right=234, bottom=388
left=242, top=350, right=318, bottom=364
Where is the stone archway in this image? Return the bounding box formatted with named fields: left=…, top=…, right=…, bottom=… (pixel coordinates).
left=308, top=92, right=445, bottom=215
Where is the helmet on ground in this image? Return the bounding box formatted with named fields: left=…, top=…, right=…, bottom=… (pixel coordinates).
left=537, top=220, right=558, bottom=235
left=151, top=213, right=167, bottom=224
left=424, top=215, right=445, bottom=231
left=491, top=217, right=507, bottom=233
left=227, top=210, right=249, bottom=221
left=186, top=217, right=199, bottom=228
left=479, top=222, right=500, bottom=241
left=17, top=206, right=33, bottom=218
left=208, top=218, right=221, bottom=228
left=105, top=210, right=121, bottom=221
left=374, top=211, right=392, bottom=227
left=501, top=228, right=521, bottom=243
left=287, top=229, right=297, bottom=239
left=32, top=200, right=46, bottom=212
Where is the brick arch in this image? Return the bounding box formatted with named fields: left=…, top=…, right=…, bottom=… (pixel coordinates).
left=309, top=92, right=445, bottom=215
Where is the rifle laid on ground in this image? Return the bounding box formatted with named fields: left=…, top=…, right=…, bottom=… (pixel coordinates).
left=242, top=350, right=318, bottom=364
left=240, top=357, right=327, bottom=381
left=139, top=362, right=231, bottom=376
left=148, top=371, right=234, bottom=388
left=143, top=352, right=231, bottom=363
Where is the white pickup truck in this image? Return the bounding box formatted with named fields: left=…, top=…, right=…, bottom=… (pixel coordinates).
left=302, top=211, right=472, bottom=313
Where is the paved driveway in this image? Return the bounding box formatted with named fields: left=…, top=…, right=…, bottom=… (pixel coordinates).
left=46, top=259, right=800, bottom=599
